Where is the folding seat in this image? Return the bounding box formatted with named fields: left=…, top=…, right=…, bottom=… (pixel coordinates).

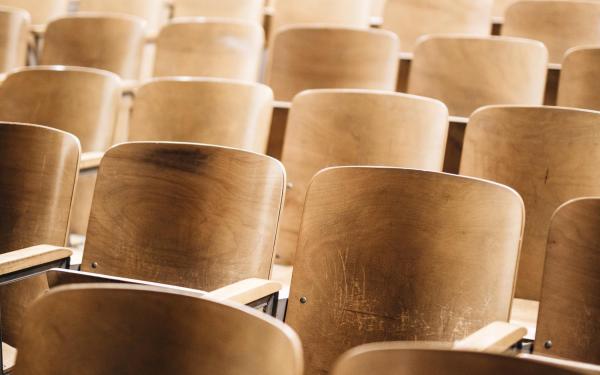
left=0, top=6, right=28, bottom=73
left=14, top=284, right=303, bottom=375
left=153, top=19, right=264, bottom=81
left=557, top=46, right=600, bottom=111
left=173, top=0, right=265, bottom=24
left=460, top=106, right=600, bottom=301
left=0, top=122, right=80, bottom=374
left=77, top=0, right=169, bottom=36
left=129, top=78, right=273, bottom=153
left=279, top=166, right=524, bottom=374
left=0, top=0, right=68, bottom=31
left=408, top=35, right=547, bottom=172
left=275, top=89, right=449, bottom=264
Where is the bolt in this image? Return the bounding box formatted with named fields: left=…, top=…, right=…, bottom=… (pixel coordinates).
left=286, top=182, right=294, bottom=190
left=300, top=296, right=307, bottom=304
left=91, top=262, right=98, bottom=269
left=544, top=340, right=553, bottom=349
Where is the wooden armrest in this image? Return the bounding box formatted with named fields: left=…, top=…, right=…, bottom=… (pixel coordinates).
left=206, top=278, right=282, bottom=305
left=548, top=63, right=562, bottom=71
left=80, top=151, right=104, bottom=171
left=29, top=24, right=46, bottom=37
left=370, top=16, right=383, bottom=27
left=0, top=245, right=72, bottom=276
left=519, top=354, right=600, bottom=374
left=2, top=342, right=16, bottom=373
left=273, top=100, right=291, bottom=110
left=122, top=80, right=139, bottom=96
left=453, top=321, right=527, bottom=353
left=398, top=51, right=414, bottom=60
left=449, top=115, right=469, bottom=125
left=492, top=16, right=504, bottom=25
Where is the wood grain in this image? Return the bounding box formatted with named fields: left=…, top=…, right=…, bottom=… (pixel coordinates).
left=557, top=46, right=600, bottom=111
left=77, top=0, right=169, bottom=35
left=0, top=6, right=28, bottom=73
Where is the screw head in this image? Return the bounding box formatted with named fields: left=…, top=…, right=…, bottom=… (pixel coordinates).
left=300, top=296, right=307, bottom=304
left=286, top=182, right=294, bottom=190
left=91, top=262, right=98, bottom=269
left=544, top=340, right=553, bottom=349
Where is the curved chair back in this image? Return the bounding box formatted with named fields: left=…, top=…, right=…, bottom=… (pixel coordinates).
left=0, top=6, right=29, bottom=73
left=173, top=0, right=265, bottom=24
left=557, top=46, right=600, bottom=111
left=0, top=0, right=67, bottom=27
left=460, top=106, right=600, bottom=300
left=129, top=78, right=273, bottom=153
left=77, top=0, right=168, bottom=35
left=286, top=166, right=524, bottom=374
left=493, top=0, right=519, bottom=17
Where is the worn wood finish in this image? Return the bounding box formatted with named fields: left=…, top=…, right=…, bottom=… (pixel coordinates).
left=0, top=0, right=67, bottom=27
left=78, top=0, right=168, bottom=35
left=535, top=198, right=600, bottom=364
left=382, top=0, right=493, bottom=52
left=502, top=0, right=600, bottom=64
left=0, top=6, right=28, bottom=73
left=460, top=106, right=600, bottom=300
left=40, top=14, right=146, bottom=80
left=81, top=142, right=285, bottom=291
left=331, top=342, right=582, bottom=375
left=557, top=46, right=600, bottom=111
left=408, top=35, right=548, bottom=117
left=266, top=26, right=398, bottom=101
left=129, top=78, right=273, bottom=153
left=276, top=89, right=449, bottom=264
left=153, top=19, right=264, bottom=81
left=173, top=0, right=265, bottom=23
left=286, top=167, right=524, bottom=374
left=15, top=284, right=303, bottom=375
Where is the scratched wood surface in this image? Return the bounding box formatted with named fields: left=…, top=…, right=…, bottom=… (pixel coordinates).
left=286, top=167, right=524, bottom=374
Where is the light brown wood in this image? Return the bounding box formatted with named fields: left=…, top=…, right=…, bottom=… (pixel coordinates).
left=520, top=354, right=600, bottom=374
left=77, top=0, right=169, bottom=35
left=502, top=0, right=600, bottom=64
left=0, top=245, right=72, bottom=276
left=40, top=14, right=146, bottom=80
left=276, top=89, right=449, bottom=264
left=382, top=0, right=493, bottom=52
left=460, top=106, right=600, bottom=300
left=15, top=283, right=303, bottom=375
left=153, top=19, right=264, bottom=81
left=129, top=78, right=273, bottom=153
left=81, top=142, right=285, bottom=291
left=510, top=298, right=539, bottom=340
left=535, top=198, right=600, bottom=364
left=331, top=342, right=583, bottom=375
left=453, top=322, right=526, bottom=352
left=0, top=6, right=28, bottom=73
left=173, top=0, right=265, bottom=23
left=408, top=35, right=548, bottom=117
left=206, top=278, right=282, bottom=304
left=493, top=0, right=519, bottom=17
left=2, top=342, right=16, bottom=373
left=286, top=166, right=524, bottom=374
left=0, top=0, right=68, bottom=27
left=266, top=26, right=398, bottom=101
left=371, top=0, right=386, bottom=17
left=557, top=46, right=600, bottom=111
left=79, top=151, right=104, bottom=171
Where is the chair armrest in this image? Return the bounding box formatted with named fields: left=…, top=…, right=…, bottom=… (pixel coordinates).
left=273, top=100, right=291, bottom=110
left=519, top=354, right=600, bottom=374
left=206, top=278, right=282, bottom=305
left=449, top=115, right=469, bottom=125
left=0, top=245, right=72, bottom=277
left=80, top=151, right=104, bottom=172
left=398, top=51, right=413, bottom=61
left=453, top=321, right=527, bottom=353
left=122, top=80, right=140, bottom=97
left=2, top=341, right=16, bottom=373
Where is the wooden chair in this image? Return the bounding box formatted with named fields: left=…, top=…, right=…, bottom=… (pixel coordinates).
left=557, top=46, right=600, bottom=111
left=382, top=0, right=494, bottom=53
left=502, top=0, right=600, bottom=64
left=370, top=0, right=386, bottom=18
left=153, top=18, right=264, bottom=81
left=493, top=0, right=519, bottom=17
left=15, top=283, right=303, bottom=375
left=0, top=6, right=28, bottom=73
left=39, top=14, right=146, bottom=80
left=172, top=0, right=265, bottom=24
left=276, top=89, right=449, bottom=264
left=460, top=106, right=600, bottom=300
left=77, top=0, right=169, bottom=36
left=284, top=166, right=524, bottom=374
left=129, top=78, right=273, bottom=153
left=266, top=26, right=399, bottom=101
left=0, top=0, right=68, bottom=30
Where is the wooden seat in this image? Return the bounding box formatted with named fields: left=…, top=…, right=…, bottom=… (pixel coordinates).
left=557, top=46, right=600, bottom=111
left=382, top=0, right=494, bottom=53
left=285, top=166, right=524, bottom=374
left=15, top=284, right=303, bottom=375
left=129, top=78, right=273, bottom=153
left=0, top=6, right=28, bottom=73
left=276, top=89, right=449, bottom=264
left=501, top=0, right=600, bottom=64
left=0, top=0, right=68, bottom=30
left=266, top=26, right=398, bottom=101
left=460, top=106, right=600, bottom=300
left=77, top=0, right=169, bottom=36
left=173, top=0, right=265, bottom=24
left=40, top=14, right=146, bottom=80
left=153, top=18, right=264, bottom=81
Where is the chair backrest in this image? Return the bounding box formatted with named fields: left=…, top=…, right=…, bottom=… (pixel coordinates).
left=16, top=284, right=303, bottom=375
left=286, top=166, right=524, bottom=374
left=276, top=89, right=449, bottom=264
left=0, top=66, right=121, bottom=153
left=0, top=123, right=79, bottom=253
left=493, top=0, right=519, bottom=17
left=0, top=0, right=67, bottom=26
left=40, top=14, right=146, bottom=80
left=173, top=0, right=265, bottom=24
left=0, top=6, right=29, bottom=73
left=460, top=106, right=600, bottom=300
left=535, top=198, right=600, bottom=364
left=331, top=342, right=581, bottom=375
left=502, top=0, right=600, bottom=64
left=557, top=46, right=600, bottom=111
left=77, top=0, right=168, bottom=35
left=153, top=18, right=264, bottom=81
left=129, top=78, right=273, bottom=153
left=382, top=0, right=493, bottom=52
left=266, top=26, right=398, bottom=101
left=81, top=142, right=285, bottom=291
left=408, top=35, right=548, bottom=117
